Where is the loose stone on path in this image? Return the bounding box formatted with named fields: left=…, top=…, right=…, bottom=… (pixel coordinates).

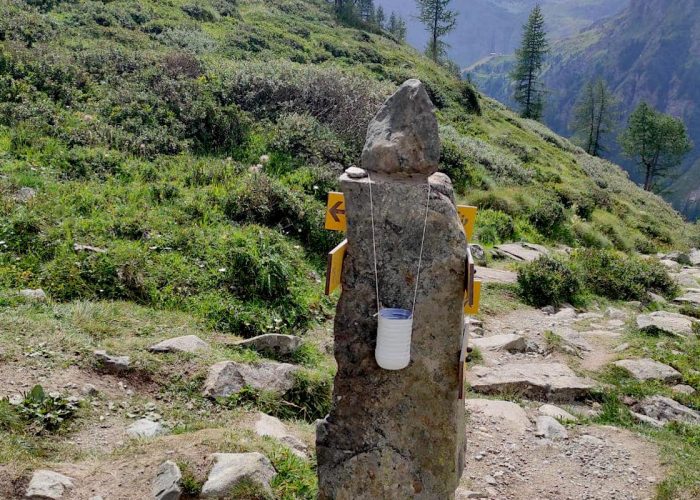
left=613, top=359, right=682, bottom=383
left=25, top=470, right=74, bottom=499
left=152, top=461, right=182, bottom=500
left=126, top=418, right=167, bottom=439
left=470, top=334, right=528, bottom=353
left=465, top=399, right=530, bottom=434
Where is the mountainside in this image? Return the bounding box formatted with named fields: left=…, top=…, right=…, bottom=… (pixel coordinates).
left=377, top=0, right=627, bottom=67
left=472, top=0, right=700, bottom=219
left=1, top=1, right=700, bottom=498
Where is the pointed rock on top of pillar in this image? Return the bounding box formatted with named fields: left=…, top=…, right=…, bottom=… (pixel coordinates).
left=361, top=79, right=440, bottom=176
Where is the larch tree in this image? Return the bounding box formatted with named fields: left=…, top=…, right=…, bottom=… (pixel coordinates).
left=620, top=102, right=693, bottom=192
left=416, top=0, right=457, bottom=63
left=570, top=78, right=620, bottom=156
left=510, top=4, right=548, bottom=120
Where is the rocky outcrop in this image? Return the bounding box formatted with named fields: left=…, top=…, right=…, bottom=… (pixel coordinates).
left=493, top=243, right=548, bottom=262
left=468, top=363, right=595, bottom=401
left=613, top=359, right=682, bottom=383
left=202, top=361, right=297, bottom=398
left=631, top=396, right=700, bottom=425
left=636, top=311, right=697, bottom=337
left=317, top=80, right=466, bottom=499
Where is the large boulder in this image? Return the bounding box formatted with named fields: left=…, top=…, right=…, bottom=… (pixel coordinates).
left=233, top=334, right=302, bottom=357
left=149, top=335, right=209, bottom=353
left=25, top=470, right=74, bottom=499
left=636, top=311, right=697, bottom=337
left=202, top=361, right=297, bottom=398
left=318, top=82, right=467, bottom=499
left=360, top=79, right=439, bottom=175
left=467, top=363, right=595, bottom=401
left=613, top=359, right=682, bottom=383
left=631, top=395, right=700, bottom=425
left=201, top=453, right=276, bottom=498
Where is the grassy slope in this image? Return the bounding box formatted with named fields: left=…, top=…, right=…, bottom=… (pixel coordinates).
left=0, top=0, right=698, bottom=497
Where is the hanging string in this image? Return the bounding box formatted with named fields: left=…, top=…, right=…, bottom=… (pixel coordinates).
left=368, top=173, right=381, bottom=314
left=367, top=172, right=431, bottom=317
left=412, top=182, right=431, bottom=315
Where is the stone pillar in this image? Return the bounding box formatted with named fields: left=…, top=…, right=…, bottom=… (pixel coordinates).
left=317, top=80, right=467, bottom=499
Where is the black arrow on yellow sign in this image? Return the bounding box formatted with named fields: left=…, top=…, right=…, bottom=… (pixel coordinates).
left=328, top=201, right=345, bottom=223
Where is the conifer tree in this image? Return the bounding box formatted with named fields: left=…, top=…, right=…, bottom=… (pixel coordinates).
left=375, top=5, right=385, bottom=29
left=620, top=102, right=693, bottom=192
left=387, top=12, right=407, bottom=42
left=510, top=4, right=548, bottom=120
left=570, top=78, right=619, bottom=156
left=416, top=0, right=457, bottom=63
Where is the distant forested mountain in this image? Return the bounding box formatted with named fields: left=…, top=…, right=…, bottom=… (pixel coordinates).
left=376, top=0, right=627, bottom=67
left=472, top=0, right=700, bottom=219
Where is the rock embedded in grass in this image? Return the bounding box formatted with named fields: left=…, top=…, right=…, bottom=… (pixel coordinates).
left=20, top=289, right=47, bottom=301
left=202, top=360, right=297, bottom=398
left=252, top=412, right=308, bottom=458
left=613, top=358, right=682, bottom=383
left=25, top=470, right=74, bottom=499
left=671, top=384, right=696, bottom=395
left=631, top=395, right=700, bottom=425
left=94, top=350, right=130, bottom=373
left=200, top=452, right=276, bottom=498
left=149, top=335, right=210, bottom=354
left=539, top=404, right=577, bottom=422
left=152, top=460, right=182, bottom=500
left=636, top=311, right=697, bottom=337
left=232, top=334, right=302, bottom=357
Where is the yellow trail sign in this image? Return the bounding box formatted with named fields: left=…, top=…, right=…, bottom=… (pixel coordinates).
left=464, top=279, right=482, bottom=315
left=457, top=205, right=477, bottom=241
left=325, top=192, right=347, bottom=232
left=325, top=239, right=348, bottom=295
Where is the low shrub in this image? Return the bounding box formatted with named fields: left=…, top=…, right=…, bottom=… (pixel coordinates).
left=528, top=196, right=567, bottom=238
left=475, top=209, right=514, bottom=245
left=517, top=255, right=582, bottom=307
left=270, top=113, right=348, bottom=165
left=571, top=249, right=678, bottom=301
